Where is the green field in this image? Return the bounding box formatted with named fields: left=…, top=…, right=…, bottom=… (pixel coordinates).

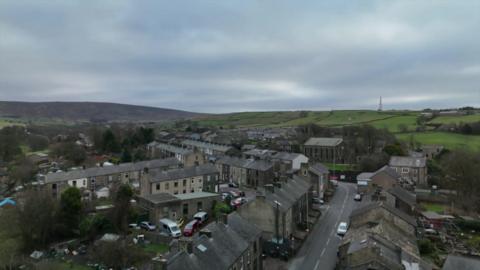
left=396, top=132, right=480, bottom=150
left=421, top=203, right=446, bottom=213
left=429, top=114, right=480, bottom=125
left=0, top=118, right=25, bottom=129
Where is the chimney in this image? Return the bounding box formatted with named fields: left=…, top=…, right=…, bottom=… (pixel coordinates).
left=199, top=229, right=212, bottom=238
left=264, top=184, right=274, bottom=193
left=152, top=256, right=168, bottom=270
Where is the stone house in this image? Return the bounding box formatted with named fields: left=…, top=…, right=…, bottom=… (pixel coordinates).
left=302, top=137, right=344, bottom=163
left=136, top=191, right=220, bottom=223
left=140, top=164, right=219, bottom=196
left=181, top=139, right=233, bottom=156
left=215, top=156, right=249, bottom=185
left=389, top=156, right=428, bottom=186
left=162, top=212, right=262, bottom=270
left=356, top=165, right=401, bottom=194
left=237, top=176, right=311, bottom=241
left=386, top=186, right=417, bottom=216
left=300, top=163, right=330, bottom=199
left=147, top=141, right=205, bottom=167
left=44, top=158, right=181, bottom=199
left=245, top=160, right=275, bottom=188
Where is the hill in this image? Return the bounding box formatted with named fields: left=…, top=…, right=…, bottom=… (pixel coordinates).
left=0, top=101, right=201, bottom=123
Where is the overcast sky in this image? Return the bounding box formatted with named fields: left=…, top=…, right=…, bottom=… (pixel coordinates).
left=1, top=1, right=479, bottom=113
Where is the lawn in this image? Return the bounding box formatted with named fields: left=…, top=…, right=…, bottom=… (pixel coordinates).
left=143, top=243, right=169, bottom=254
left=396, top=132, right=480, bottom=150
left=429, top=114, right=480, bottom=125
left=421, top=203, right=445, bottom=213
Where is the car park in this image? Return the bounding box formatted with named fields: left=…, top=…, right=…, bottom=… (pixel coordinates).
left=337, top=222, right=348, bottom=236
left=183, top=220, right=199, bottom=237
left=140, top=221, right=156, bottom=231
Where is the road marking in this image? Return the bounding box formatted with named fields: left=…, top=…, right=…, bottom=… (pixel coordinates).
left=314, top=260, right=320, bottom=270
left=326, top=238, right=330, bottom=245
left=321, top=248, right=326, bottom=256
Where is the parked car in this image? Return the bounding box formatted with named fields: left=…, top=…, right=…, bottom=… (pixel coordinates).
left=159, top=218, right=181, bottom=237
left=337, top=222, right=348, bottom=236
left=228, top=182, right=239, bottom=188
left=229, top=190, right=240, bottom=198
left=193, top=211, right=209, bottom=225
left=140, top=221, right=157, bottom=231
left=222, top=192, right=232, bottom=201
left=128, top=223, right=140, bottom=229
left=183, top=220, right=199, bottom=237
left=354, top=194, right=362, bottom=201
left=312, top=197, right=324, bottom=205
left=231, top=197, right=247, bottom=209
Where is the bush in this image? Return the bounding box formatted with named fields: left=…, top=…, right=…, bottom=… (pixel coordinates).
left=418, top=239, right=435, bottom=255
left=455, top=219, right=480, bottom=232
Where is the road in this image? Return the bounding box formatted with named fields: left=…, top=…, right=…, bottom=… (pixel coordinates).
left=289, top=182, right=361, bottom=270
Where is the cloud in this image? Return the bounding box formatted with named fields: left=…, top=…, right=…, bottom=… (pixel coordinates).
left=0, top=0, right=479, bottom=113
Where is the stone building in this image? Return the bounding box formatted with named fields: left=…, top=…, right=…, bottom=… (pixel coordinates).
left=302, top=137, right=344, bottom=163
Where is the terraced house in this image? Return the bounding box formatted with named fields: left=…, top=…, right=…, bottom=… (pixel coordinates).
left=181, top=139, right=233, bottom=156
left=139, top=163, right=219, bottom=196
left=147, top=141, right=205, bottom=167
left=43, top=158, right=181, bottom=199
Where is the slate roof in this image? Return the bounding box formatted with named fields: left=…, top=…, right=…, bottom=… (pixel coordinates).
left=388, top=186, right=417, bottom=207
left=374, top=165, right=401, bottom=179
left=442, top=254, right=480, bottom=270
left=259, top=175, right=311, bottom=212
left=216, top=156, right=252, bottom=168
left=244, top=159, right=274, bottom=171
left=181, top=139, right=232, bottom=153
left=271, top=152, right=306, bottom=161
left=148, top=164, right=218, bottom=183
left=350, top=202, right=417, bottom=227
left=304, top=137, right=343, bottom=147
left=45, top=158, right=181, bottom=184
left=174, top=192, right=220, bottom=201
left=243, top=148, right=276, bottom=159
left=389, top=156, right=426, bottom=168
left=347, top=234, right=402, bottom=266
left=357, top=172, right=374, bottom=181
left=310, top=163, right=329, bottom=175
left=138, top=193, right=180, bottom=205
left=166, top=212, right=261, bottom=270
left=151, top=142, right=193, bottom=155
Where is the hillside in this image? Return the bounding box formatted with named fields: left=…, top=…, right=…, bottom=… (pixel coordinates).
left=0, top=101, right=201, bottom=123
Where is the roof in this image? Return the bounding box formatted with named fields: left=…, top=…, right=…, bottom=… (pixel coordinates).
left=216, top=156, right=252, bottom=168
left=357, top=172, right=374, bottom=181
left=350, top=202, right=417, bottom=227
left=181, top=139, right=232, bottom=153
left=149, top=164, right=218, bottom=183
left=347, top=234, right=402, bottom=266
left=388, top=186, right=416, bottom=207
left=244, top=159, right=274, bottom=171
left=304, top=137, right=343, bottom=147
left=272, top=152, right=306, bottom=161
left=373, top=165, right=401, bottom=179
left=442, top=255, right=480, bottom=270
left=258, top=175, right=311, bottom=212
left=150, top=142, right=193, bottom=155
left=309, top=163, right=329, bottom=175
left=0, top=197, right=16, bottom=207
left=389, top=156, right=426, bottom=168
left=45, top=158, right=181, bottom=184
left=243, top=148, right=276, bottom=159
left=138, top=193, right=180, bottom=205
left=166, top=212, right=261, bottom=270
left=174, top=191, right=220, bottom=201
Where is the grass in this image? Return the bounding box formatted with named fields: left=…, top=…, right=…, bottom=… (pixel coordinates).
left=0, top=118, right=25, bottom=129
left=421, top=203, right=445, bottom=213
left=143, top=243, right=169, bottom=254
left=35, top=261, right=90, bottom=270
left=429, top=114, right=480, bottom=125
left=324, top=163, right=356, bottom=172
left=396, top=132, right=480, bottom=150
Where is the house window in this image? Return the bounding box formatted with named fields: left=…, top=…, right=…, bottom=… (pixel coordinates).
left=125, top=174, right=129, bottom=178
left=191, top=189, right=194, bottom=193
left=72, top=180, right=77, bottom=187
left=156, top=183, right=160, bottom=190
left=174, top=191, right=178, bottom=195
left=52, top=183, right=57, bottom=190
left=183, top=203, right=188, bottom=215
left=183, top=190, right=186, bottom=194
left=197, top=202, right=203, bottom=211
left=165, top=183, right=169, bottom=190
left=402, top=168, right=410, bottom=173
left=191, top=179, right=194, bottom=183
left=183, top=179, right=187, bottom=186
left=174, top=182, right=178, bottom=188
left=83, top=180, right=86, bottom=186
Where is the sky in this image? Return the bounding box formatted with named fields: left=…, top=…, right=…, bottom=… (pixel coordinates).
left=1, top=1, right=480, bottom=113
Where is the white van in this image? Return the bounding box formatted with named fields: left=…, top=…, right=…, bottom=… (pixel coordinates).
left=159, top=218, right=181, bottom=238
left=193, top=211, right=209, bottom=225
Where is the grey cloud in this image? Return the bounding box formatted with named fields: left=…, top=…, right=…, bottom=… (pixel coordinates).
left=0, top=1, right=479, bottom=113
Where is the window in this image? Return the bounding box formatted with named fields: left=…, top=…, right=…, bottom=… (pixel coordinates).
left=174, top=191, right=178, bottom=195
left=183, top=203, right=189, bottom=215
left=174, top=182, right=178, bottom=188
left=125, top=174, right=129, bottom=178
left=197, top=201, right=203, bottom=212
left=156, top=183, right=160, bottom=190
left=183, top=190, right=186, bottom=194
left=183, top=179, right=187, bottom=186
left=52, top=183, right=57, bottom=190
left=165, top=182, right=169, bottom=190
left=191, top=179, right=194, bottom=183
left=191, top=189, right=194, bottom=193
left=72, top=180, right=77, bottom=187
left=83, top=180, right=86, bottom=186
left=402, top=168, right=410, bottom=173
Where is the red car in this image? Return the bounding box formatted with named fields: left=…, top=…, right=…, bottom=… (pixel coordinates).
left=183, top=220, right=199, bottom=237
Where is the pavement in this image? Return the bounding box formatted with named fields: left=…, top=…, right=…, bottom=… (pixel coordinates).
left=288, top=182, right=368, bottom=270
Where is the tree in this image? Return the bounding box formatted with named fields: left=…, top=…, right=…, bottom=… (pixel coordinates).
left=110, top=184, right=133, bottom=233
left=102, top=129, right=121, bottom=153
left=398, top=124, right=408, bottom=133
left=80, top=214, right=113, bottom=241
left=121, top=149, right=132, bottom=163
left=383, top=144, right=405, bottom=156
left=16, top=190, right=57, bottom=251
left=58, top=187, right=83, bottom=236
left=8, top=158, right=37, bottom=185
left=26, top=134, right=49, bottom=151
left=0, top=208, right=22, bottom=268
left=93, top=241, right=149, bottom=268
